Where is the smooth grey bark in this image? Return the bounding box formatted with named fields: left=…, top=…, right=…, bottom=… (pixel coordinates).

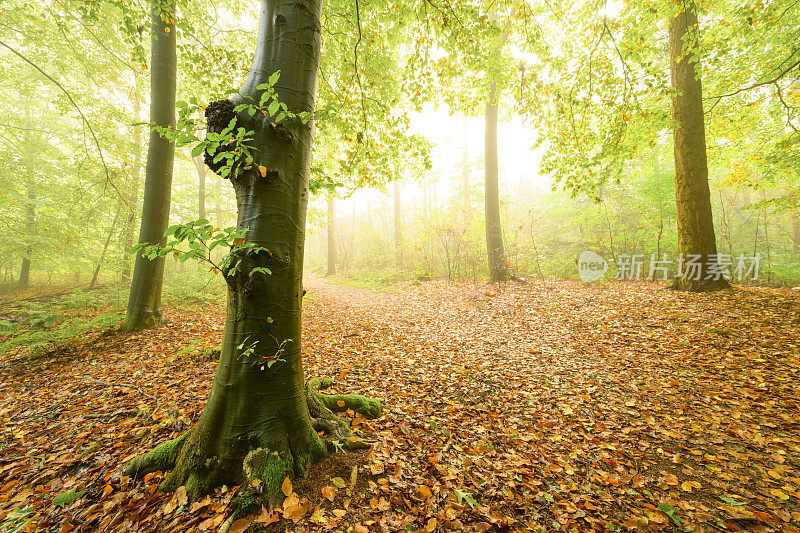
left=194, top=154, right=207, bottom=219
left=668, top=2, right=728, bottom=292
left=394, top=179, right=402, bottom=269
left=122, top=0, right=177, bottom=330
left=326, top=197, right=336, bottom=276
left=126, top=0, right=380, bottom=504
left=484, top=82, right=507, bottom=282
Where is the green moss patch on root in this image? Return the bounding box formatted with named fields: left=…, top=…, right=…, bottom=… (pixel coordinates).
left=305, top=377, right=382, bottom=454
left=243, top=448, right=294, bottom=503
left=316, top=393, right=382, bottom=419
left=124, top=433, right=188, bottom=478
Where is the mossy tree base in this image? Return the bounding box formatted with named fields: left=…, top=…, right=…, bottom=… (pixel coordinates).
left=124, top=377, right=381, bottom=506
left=669, top=276, right=730, bottom=293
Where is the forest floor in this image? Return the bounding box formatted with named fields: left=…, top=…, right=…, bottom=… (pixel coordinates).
left=0, top=279, right=799, bottom=533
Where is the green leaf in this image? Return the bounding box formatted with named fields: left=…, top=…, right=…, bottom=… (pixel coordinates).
left=52, top=488, right=85, bottom=508
left=657, top=502, right=685, bottom=526
left=164, top=224, right=182, bottom=236
left=268, top=70, right=281, bottom=85
left=719, top=496, right=747, bottom=507
left=453, top=489, right=477, bottom=509
left=191, top=143, right=206, bottom=157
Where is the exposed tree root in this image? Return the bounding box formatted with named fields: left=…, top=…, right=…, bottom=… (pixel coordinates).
left=124, top=433, right=187, bottom=478
left=122, top=377, right=382, bottom=504
left=305, top=377, right=382, bottom=451
left=669, top=277, right=731, bottom=292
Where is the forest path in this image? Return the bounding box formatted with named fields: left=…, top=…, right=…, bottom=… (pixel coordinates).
left=1, top=279, right=799, bottom=531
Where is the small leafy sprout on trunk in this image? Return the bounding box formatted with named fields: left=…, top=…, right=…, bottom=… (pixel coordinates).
left=130, top=220, right=251, bottom=276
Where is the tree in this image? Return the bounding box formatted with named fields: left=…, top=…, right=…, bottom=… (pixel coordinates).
left=485, top=83, right=507, bottom=282
left=122, top=80, right=144, bottom=282
left=125, top=0, right=381, bottom=502
left=394, top=179, right=403, bottom=269
left=122, top=0, right=177, bottom=331
left=194, top=154, right=207, bottom=219
left=668, top=2, right=728, bottom=292
left=326, top=197, right=336, bottom=276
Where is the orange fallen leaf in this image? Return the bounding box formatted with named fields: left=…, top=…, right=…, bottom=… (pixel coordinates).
left=322, top=485, right=336, bottom=502
left=281, top=477, right=293, bottom=497
left=229, top=518, right=252, bottom=533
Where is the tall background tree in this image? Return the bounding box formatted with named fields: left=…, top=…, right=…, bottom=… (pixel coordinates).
left=668, top=1, right=728, bottom=291
left=122, top=0, right=177, bottom=331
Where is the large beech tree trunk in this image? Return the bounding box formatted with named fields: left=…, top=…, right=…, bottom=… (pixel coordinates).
left=126, top=0, right=380, bottom=503
left=122, top=0, right=177, bottom=330
left=668, top=3, right=728, bottom=292
left=484, top=82, right=507, bottom=282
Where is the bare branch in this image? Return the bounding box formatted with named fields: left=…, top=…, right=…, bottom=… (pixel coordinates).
left=0, top=39, right=130, bottom=207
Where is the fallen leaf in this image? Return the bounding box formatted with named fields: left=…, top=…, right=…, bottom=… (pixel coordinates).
left=282, top=477, right=292, bottom=497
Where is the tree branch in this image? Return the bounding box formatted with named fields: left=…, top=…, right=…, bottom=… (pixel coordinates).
left=705, top=56, right=800, bottom=105
left=353, top=0, right=368, bottom=131
left=0, top=39, right=130, bottom=207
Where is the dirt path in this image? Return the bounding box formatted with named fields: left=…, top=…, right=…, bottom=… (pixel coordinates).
left=1, top=279, right=799, bottom=532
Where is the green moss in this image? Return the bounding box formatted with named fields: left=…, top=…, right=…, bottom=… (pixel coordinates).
left=307, top=376, right=333, bottom=390
left=125, top=433, right=187, bottom=477
left=243, top=448, right=294, bottom=503
left=232, top=491, right=261, bottom=516
left=319, top=394, right=382, bottom=419
left=185, top=473, right=202, bottom=499
left=293, top=432, right=326, bottom=475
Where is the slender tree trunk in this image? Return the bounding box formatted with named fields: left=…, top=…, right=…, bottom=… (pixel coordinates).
left=326, top=197, right=336, bottom=276
left=792, top=211, right=800, bottom=254
left=18, top=177, right=35, bottom=288
left=194, top=154, right=207, bottom=219
left=462, top=118, right=470, bottom=217
left=668, top=2, right=728, bottom=291
left=122, top=0, right=177, bottom=330
left=351, top=199, right=356, bottom=267
left=126, top=0, right=380, bottom=503
left=122, top=82, right=144, bottom=282
left=485, top=82, right=507, bottom=282
left=215, top=174, right=222, bottom=226
left=18, top=106, right=36, bottom=289
left=91, top=203, right=123, bottom=288
left=394, top=179, right=403, bottom=269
